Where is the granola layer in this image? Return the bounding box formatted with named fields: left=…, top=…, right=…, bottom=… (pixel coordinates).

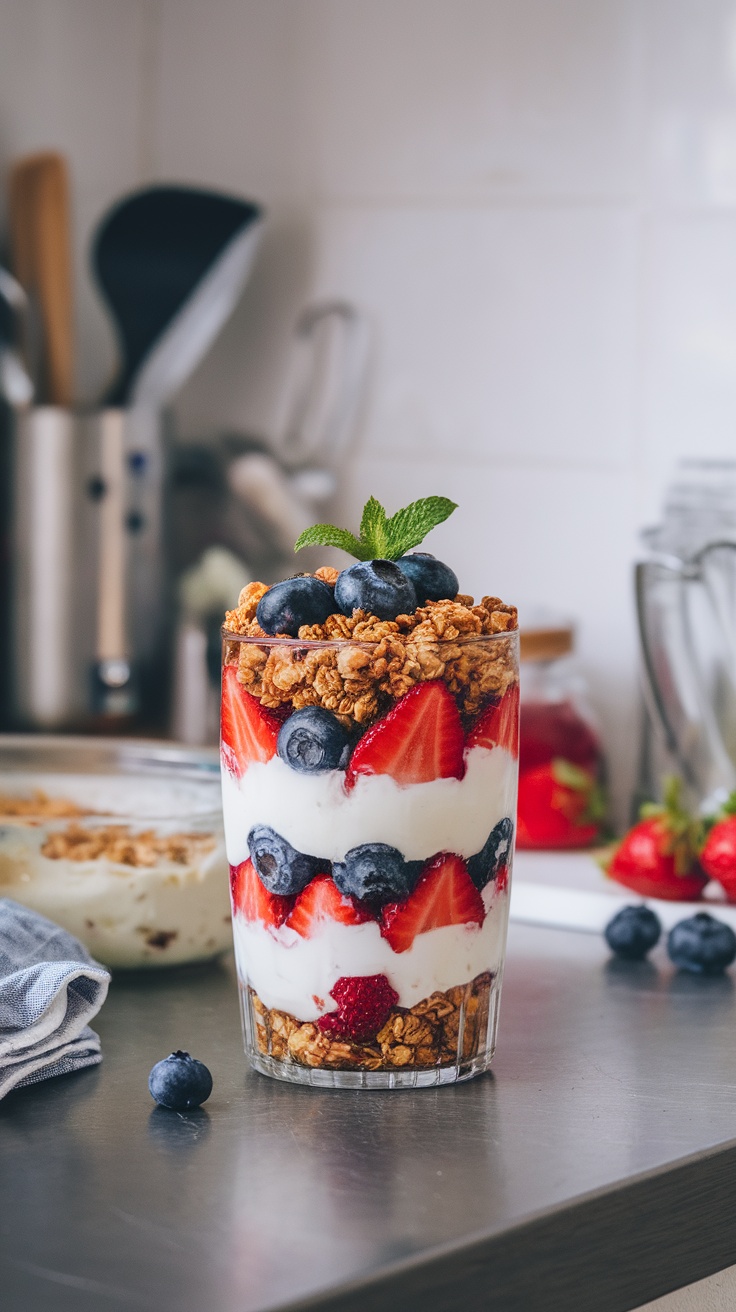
left=249, top=971, right=493, bottom=1071
left=223, top=578, right=518, bottom=727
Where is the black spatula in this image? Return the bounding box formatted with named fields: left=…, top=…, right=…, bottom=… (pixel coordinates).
left=92, top=185, right=264, bottom=406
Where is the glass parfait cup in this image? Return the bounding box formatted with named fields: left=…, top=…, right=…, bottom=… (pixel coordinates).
left=221, top=627, right=519, bottom=1089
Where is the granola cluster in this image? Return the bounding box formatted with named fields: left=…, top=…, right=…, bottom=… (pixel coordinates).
left=40, top=822, right=216, bottom=868
left=250, top=972, right=492, bottom=1071
left=223, top=577, right=518, bottom=726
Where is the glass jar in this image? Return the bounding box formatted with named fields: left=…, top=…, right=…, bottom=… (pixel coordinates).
left=221, top=629, right=519, bottom=1089
left=516, top=624, right=607, bottom=849
left=635, top=459, right=736, bottom=815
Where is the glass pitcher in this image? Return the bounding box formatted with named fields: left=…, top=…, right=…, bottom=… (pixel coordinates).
left=636, top=460, right=736, bottom=814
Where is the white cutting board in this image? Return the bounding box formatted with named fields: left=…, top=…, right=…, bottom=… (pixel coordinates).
left=509, top=849, right=736, bottom=934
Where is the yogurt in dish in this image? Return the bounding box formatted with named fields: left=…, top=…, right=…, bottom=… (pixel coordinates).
left=221, top=539, right=519, bottom=1088
left=0, top=753, right=230, bottom=969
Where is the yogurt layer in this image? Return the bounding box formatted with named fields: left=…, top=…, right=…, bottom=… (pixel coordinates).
left=222, top=745, right=516, bottom=865
left=232, top=883, right=509, bottom=1019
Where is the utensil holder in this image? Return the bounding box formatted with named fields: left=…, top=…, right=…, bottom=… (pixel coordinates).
left=3, top=405, right=167, bottom=730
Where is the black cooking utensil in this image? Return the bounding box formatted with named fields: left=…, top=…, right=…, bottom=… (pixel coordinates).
left=92, top=185, right=263, bottom=406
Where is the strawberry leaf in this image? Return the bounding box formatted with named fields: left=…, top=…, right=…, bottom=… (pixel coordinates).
left=640, top=775, right=702, bottom=875
left=551, top=758, right=608, bottom=828
left=551, top=758, right=594, bottom=792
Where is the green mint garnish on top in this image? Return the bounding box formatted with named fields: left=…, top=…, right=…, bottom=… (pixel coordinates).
left=293, top=495, right=458, bottom=562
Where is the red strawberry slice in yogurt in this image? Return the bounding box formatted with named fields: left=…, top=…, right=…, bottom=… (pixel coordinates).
left=286, top=875, right=374, bottom=937
left=466, top=682, right=519, bottom=758
left=221, top=664, right=281, bottom=777
left=380, top=852, right=485, bottom=953
left=230, top=858, right=295, bottom=927
left=345, top=681, right=465, bottom=790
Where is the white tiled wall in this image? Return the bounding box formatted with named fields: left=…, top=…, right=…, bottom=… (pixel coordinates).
left=0, top=0, right=153, bottom=398
left=3, top=0, right=736, bottom=825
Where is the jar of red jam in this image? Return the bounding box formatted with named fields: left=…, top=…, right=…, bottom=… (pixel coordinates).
left=517, top=624, right=607, bottom=850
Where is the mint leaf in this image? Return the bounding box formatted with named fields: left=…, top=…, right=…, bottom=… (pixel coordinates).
left=294, top=494, right=458, bottom=561
left=360, top=497, right=390, bottom=557
left=293, top=523, right=371, bottom=559
left=384, top=496, right=458, bottom=559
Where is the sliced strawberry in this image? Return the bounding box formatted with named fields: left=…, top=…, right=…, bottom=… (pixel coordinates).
left=466, top=682, right=519, bottom=758
left=220, top=664, right=281, bottom=777
left=345, top=681, right=464, bottom=790
left=286, top=874, right=374, bottom=937
left=516, top=759, right=604, bottom=850
left=380, top=852, right=485, bottom=953
left=229, top=858, right=295, bottom=927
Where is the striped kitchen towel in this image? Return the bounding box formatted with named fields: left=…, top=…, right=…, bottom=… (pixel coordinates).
left=0, top=898, right=110, bottom=1100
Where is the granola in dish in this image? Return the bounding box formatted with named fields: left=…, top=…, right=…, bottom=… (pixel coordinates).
left=40, top=823, right=216, bottom=868
left=0, top=790, right=86, bottom=822
left=221, top=496, right=519, bottom=1084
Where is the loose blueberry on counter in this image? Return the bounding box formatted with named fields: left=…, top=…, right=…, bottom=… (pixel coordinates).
left=395, top=552, right=459, bottom=605
left=467, top=818, right=514, bottom=892
left=248, top=824, right=324, bottom=896
left=256, top=576, right=335, bottom=637
left=277, top=707, right=352, bottom=774
left=148, top=1051, right=212, bottom=1111
left=334, top=560, right=416, bottom=622
left=332, top=842, right=423, bottom=906
left=604, top=905, right=662, bottom=961
left=667, top=912, right=736, bottom=975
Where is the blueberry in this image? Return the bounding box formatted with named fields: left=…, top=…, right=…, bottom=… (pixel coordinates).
left=334, top=560, right=416, bottom=621
left=148, top=1051, right=212, bottom=1111
left=277, top=708, right=352, bottom=774
left=667, top=912, right=736, bottom=975
left=332, top=843, right=422, bottom=906
left=604, top=905, right=662, bottom=961
left=248, top=824, right=323, bottom=895
left=395, top=552, right=459, bottom=605
left=256, top=576, right=335, bottom=637
left=467, top=818, right=514, bottom=891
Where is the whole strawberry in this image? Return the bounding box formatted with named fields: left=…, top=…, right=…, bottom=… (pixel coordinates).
left=700, top=795, right=736, bottom=899
left=516, top=759, right=605, bottom=850
left=603, top=777, right=707, bottom=902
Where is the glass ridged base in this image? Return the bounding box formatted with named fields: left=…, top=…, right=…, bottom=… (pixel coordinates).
left=246, top=1048, right=497, bottom=1089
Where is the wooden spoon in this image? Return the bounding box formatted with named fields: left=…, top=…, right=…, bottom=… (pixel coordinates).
left=8, top=151, right=74, bottom=405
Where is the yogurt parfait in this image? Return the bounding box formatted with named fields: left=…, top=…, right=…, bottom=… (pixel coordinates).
left=221, top=496, right=519, bottom=1087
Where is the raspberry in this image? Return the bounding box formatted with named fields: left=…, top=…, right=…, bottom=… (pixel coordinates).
left=317, top=974, right=399, bottom=1042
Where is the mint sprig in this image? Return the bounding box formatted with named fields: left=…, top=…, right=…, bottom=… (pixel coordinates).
left=294, top=495, right=458, bottom=561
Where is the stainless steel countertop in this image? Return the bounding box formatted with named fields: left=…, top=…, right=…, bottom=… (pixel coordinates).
left=2, top=921, right=736, bottom=1312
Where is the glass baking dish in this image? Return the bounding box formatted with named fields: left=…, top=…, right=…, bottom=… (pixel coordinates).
left=0, top=736, right=230, bottom=969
